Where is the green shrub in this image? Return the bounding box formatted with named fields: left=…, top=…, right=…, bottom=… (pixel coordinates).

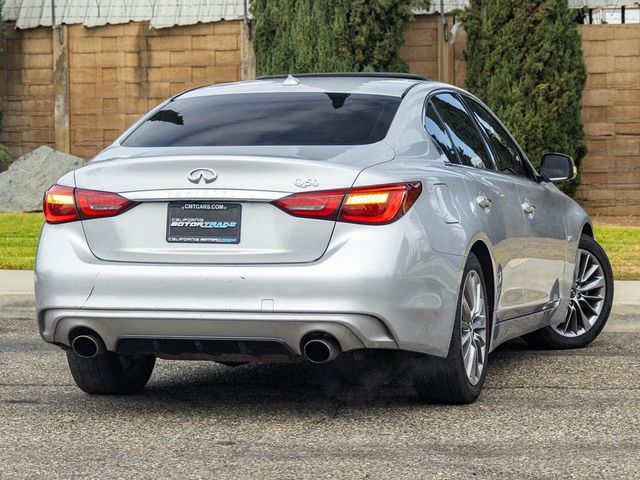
left=460, top=0, right=586, bottom=195
left=0, top=144, right=10, bottom=169
left=251, top=0, right=431, bottom=76
left=0, top=0, right=10, bottom=168
left=1, top=0, right=5, bottom=133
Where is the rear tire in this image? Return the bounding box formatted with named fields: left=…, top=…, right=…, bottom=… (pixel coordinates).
left=523, top=234, right=613, bottom=350
left=66, top=351, right=156, bottom=394
left=412, top=252, right=490, bottom=404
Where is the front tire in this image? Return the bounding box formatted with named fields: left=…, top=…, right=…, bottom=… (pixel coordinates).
left=66, top=351, right=156, bottom=394
left=523, top=234, right=613, bottom=350
left=412, top=252, right=490, bottom=404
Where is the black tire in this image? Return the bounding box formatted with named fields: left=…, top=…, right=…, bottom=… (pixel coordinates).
left=66, top=351, right=156, bottom=394
left=412, top=252, right=490, bottom=404
left=216, top=361, right=250, bottom=368
left=523, top=234, right=614, bottom=350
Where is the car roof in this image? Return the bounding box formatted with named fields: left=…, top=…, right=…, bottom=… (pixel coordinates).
left=179, top=73, right=431, bottom=99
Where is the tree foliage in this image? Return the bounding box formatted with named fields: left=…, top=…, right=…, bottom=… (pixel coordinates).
left=0, top=0, right=5, bottom=134
left=0, top=0, right=10, bottom=168
left=460, top=0, right=586, bottom=194
left=251, top=0, right=430, bottom=76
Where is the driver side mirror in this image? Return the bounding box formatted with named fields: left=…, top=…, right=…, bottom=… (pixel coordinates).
left=540, top=152, right=577, bottom=183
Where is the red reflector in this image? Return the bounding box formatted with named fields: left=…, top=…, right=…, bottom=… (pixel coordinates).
left=271, top=182, right=422, bottom=225
left=43, top=185, right=78, bottom=224
left=43, top=185, right=136, bottom=224
left=75, top=188, right=135, bottom=219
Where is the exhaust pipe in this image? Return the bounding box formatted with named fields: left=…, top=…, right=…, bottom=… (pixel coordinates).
left=302, top=337, right=340, bottom=364
left=71, top=334, right=106, bottom=359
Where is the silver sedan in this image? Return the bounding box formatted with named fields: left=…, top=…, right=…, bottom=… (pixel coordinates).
left=35, top=73, right=613, bottom=404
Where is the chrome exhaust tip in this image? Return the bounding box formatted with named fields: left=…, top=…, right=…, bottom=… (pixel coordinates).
left=71, top=334, right=106, bottom=359
left=302, top=337, right=340, bottom=364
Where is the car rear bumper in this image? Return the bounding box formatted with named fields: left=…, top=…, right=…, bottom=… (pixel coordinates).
left=35, top=215, right=464, bottom=358
left=40, top=309, right=396, bottom=356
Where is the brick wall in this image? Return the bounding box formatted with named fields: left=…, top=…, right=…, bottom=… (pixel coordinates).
left=399, top=14, right=438, bottom=80
left=0, top=27, right=54, bottom=159
left=68, top=21, right=241, bottom=159
left=1, top=17, right=639, bottom=215
left=452, top=24, right=467, bottom=89
left=401, top=16, right=466, bottom=86
left=575, top=25, right=640, bottom=216
left=0, top=20, right=242, bottom=160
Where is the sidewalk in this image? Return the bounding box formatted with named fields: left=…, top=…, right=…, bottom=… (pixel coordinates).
left=1, top=270, right=638, bottom=305
left=614, top=281, right=640, bottom=306
left=0, top=270, right=34, bottom=295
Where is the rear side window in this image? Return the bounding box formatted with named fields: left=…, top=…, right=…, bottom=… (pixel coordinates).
left=465, top=97, right=528, bottom=178
left=431, top=93, right=494, bottom=170
left=424, top=101, right=459, bottom=164
left=122, top=92, right=402, bottom=147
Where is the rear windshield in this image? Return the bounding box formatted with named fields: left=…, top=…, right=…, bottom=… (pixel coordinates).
left=121, top=92, right=401, bottom=147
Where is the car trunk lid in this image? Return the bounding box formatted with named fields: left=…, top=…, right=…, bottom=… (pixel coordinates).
left=74, top=144, right=394, bottom=264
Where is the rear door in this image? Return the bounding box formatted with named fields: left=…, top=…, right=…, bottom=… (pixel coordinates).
left=463, top=96, right=566, bottom=313
left=515, top=181, right=568, bottom=310
left=429, top=92, right=529, bottom=321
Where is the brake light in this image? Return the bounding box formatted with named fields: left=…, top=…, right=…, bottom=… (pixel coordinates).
left=43, top=185, right=136, bottom=224
left=341, top=182, right=422, bottom=224
left=272, top=182, right=422, bottom=225
left=43, top=185, right=78, bottom=224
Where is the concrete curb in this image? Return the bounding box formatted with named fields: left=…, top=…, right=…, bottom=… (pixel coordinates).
left=1, top=270, right=639, bottom=306
left=0, top=270, right=34, bottom=295
left=614, top=281, right=640, bottom=306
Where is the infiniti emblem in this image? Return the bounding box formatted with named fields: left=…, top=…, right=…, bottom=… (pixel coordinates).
left=187, top=168, right=217, bottom=184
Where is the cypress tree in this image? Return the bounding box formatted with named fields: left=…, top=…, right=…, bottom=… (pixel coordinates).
left=251, top=0, right=431, bottom=76
left=460, top=0, right=586, bottom=194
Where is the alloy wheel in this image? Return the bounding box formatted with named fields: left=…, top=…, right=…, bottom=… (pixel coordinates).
left=460, top=270, right=487, bottom=385
left=552, top=248, right=606, bottom=337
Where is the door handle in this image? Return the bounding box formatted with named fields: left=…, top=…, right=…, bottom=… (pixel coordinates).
left=476, top=195, right=493, bottom=209
left=522, top=202, right=536, bottom=216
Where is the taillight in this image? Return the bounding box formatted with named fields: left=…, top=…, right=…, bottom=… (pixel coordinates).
left=271, top=188, right=346, bottom=221
left=272, top=182, right=422, bottom=225
left=75, top=188, right=135, bottom=219
left=43, top=185, right=136, bottom=224
left=341, top=182, right=422, bottom=224
left=43, top=185, right=78, bottom=224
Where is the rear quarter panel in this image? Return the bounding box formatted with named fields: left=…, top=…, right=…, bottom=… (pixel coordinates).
left=346, top=85, right=490, bottom=355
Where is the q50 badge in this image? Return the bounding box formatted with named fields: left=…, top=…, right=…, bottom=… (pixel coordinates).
left=294, top=178, right=319, bottom=188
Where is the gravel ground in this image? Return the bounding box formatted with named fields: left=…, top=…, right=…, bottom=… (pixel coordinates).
left=1, top=296, right=638, bottom=479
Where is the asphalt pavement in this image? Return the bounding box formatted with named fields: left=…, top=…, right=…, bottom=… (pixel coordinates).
left=1, top=294, right=639, bottom=479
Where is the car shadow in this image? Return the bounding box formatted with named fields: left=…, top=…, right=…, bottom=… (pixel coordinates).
left=123, top=341, right=536, bottom=408
left=140, top=355, right=421, bottom=409
left=72, top=340, right=562, bottom=412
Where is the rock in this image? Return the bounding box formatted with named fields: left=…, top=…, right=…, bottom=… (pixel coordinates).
left=0, top=146, right=85, bottom=212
